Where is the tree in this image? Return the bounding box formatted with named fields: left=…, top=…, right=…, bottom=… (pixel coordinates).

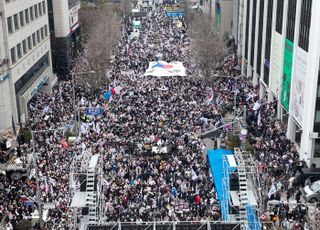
left=226, top=135, right=241, bottom=150
left=189, top=12, right=225, bottom=85
left=181, top=0, right=196, bottom=25
left=73, top=4, right=121, bottom=98
left=15, top=220, right=32, bottom=230
left=118, top=0, right=132, bottom=19
left=307, top=208, right=320, bottom=230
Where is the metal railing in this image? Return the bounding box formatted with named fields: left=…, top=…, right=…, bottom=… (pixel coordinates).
left=87, top=221, right=242, bottom=230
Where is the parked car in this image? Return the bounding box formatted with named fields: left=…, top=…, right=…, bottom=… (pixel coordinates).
left=303, top=180, right=320, bottom=203
left=295, top=167, right=320, bottom=186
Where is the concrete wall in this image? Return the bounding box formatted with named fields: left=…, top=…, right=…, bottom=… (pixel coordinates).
left=0, top=3, right=13, bottom=130
left=220, top=0, right=234, bottom=36
left=0, top=0, right=56, bottom=129
left=240, top=0, right=320, bottom=166
left=52, top=0, right=80, bottom=38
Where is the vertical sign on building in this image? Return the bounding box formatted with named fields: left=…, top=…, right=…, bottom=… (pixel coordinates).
left=281, top=38, right=294, bottom=110
left=68, top=0, right=80, bottom=32
left=290, top=48, right=308, bottom=125
left=269, top=32, right=282, bottom=95
left=215, top=0, right=221, bottom=32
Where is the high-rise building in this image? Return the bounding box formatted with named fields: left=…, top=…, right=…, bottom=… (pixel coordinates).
left=0, top=0, right=57, bottom=130
left=200, top=0, right=236, bottom=37
left=47, top=0, right=81, bottom=77
left=239, top=0, right=320, bottom=166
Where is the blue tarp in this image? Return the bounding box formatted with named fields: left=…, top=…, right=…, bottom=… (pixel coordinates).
left=207, top=149, right=234, bottom=221
left=208, top=149, right=261, bottom=227
left=246, top=204, right=261, bottom=230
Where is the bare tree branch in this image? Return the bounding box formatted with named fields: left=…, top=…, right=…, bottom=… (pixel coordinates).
left=306, top=208, right=320, bottom=230
left=189, top=13, right=225, bottom=85
left=73, top=4, right=122, bottom=98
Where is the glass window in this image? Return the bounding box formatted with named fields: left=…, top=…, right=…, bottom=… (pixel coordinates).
left=7, top=16, right=13, bottom=33
left=44, top=25, right=48, bottom=37
left=299, top=0, right=312, bottom=51
left=317, top=85, right=320, bottom=97
left=244, top=0, right=250, bottom=59
left=286, top=0, right=297, bottom=42
left=22, top=39, right=27, bottom=54
left=264, top=0, right=274, bottom=85
left=314, top=139, right=320, bottom=158
left=257, top=0, right=264, bottom=76
left=19, top=11, right=24, bottom=27
left=32, top=33, right=36, bottom=46
left=250, top=0, right=257, bottom=66
left=39, top=3, right=42, bottom=16
left=25, top=9, right=30, bottom=24
left=28, top=36, right=32, bottom=50
left=315, top=111, right=320, bottom=123
left=295, top=124, right=302, bottom=147
left=30, top=6, right=34, bottom=21
left=276, top=0, right=284, bottom=34
left=17, top=43, right=22, bottom=59
left=43, top=1, right=46, bottom=14
left=37, top=30, right=40, bottom=43
left=13, top=14, right=19, bottom=30
left=34, top=4, right=38, bottom=18
left=10, top=47, right=16, bottom=64
left=41, top=27, right=44, bottom=40
left=14, top=53, right=49, bottom=95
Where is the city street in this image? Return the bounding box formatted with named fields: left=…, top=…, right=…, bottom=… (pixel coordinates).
left=0, top=1, right=319, bottom=230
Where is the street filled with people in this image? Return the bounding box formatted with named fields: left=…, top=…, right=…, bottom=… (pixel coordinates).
left=0, top=1, right=318, bottom=230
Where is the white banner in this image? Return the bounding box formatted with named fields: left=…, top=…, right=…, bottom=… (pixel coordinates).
left=144, top=61, right=187, bottom=77
left=269, top=32, right=283, bottom=96
left=290, top=47, right=308, bottom=126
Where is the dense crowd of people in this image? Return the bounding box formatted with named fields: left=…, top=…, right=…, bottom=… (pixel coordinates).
left=0, top=1, right=318, bottom=230
left=90, top=6, right=222, bottom=223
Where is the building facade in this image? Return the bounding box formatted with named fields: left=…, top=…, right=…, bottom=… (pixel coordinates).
left=0, top=0, right=57, bottom=130
left=240, top=0, right=320, bottom=166
left=47, top=0, right=81, bottom=77
left=0, top=7, right=11, bottom=130
left=200, top=0, right=235, bottom=37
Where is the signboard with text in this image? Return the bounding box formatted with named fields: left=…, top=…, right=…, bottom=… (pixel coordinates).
left=281, top=39, right=294, bottom=110
left=69, top=2, right=81, bottom=32
left=270, top=32, right=283, bottom=96
left=290, top=47, right=308, bottom=125
left=84, top=108, right=104, bottom=116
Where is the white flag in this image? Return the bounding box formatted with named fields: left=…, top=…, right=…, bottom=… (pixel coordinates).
left=257, top=112, right=261, bottom=126
left=267, top=184, right=277, bottom=199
